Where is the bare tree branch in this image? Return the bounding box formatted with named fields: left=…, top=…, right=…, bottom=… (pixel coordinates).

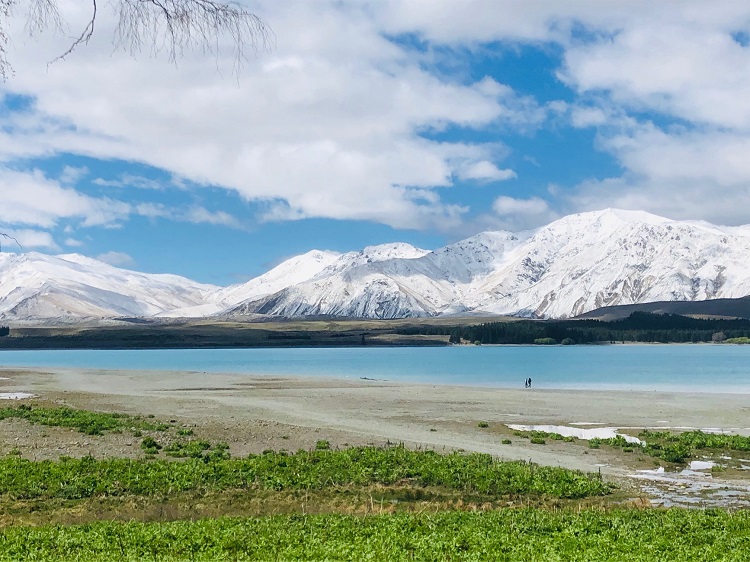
left=0, top=0, right=272, bottom=79
left=25, top=0, right=62, bottom=37
left=113, top=0, right=272, bottom=75
left=0, top=232, right=22, bottom=252
left=48, top=0, right=95, bottom=65
left=0, top=0, right=15, bottom=79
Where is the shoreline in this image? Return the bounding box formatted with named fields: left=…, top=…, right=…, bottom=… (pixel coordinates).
left=0, top=360, right=749, bottom=396
left=3, top=366, right=750, bottom=506
left=2, top=366, right=749, bottom=427
left=2, top=366, right=750, bottom=442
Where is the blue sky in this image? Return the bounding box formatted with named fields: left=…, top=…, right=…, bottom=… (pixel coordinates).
left=1, top=1, right=750, bottom=284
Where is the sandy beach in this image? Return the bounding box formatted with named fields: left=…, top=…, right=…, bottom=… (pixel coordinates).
left=2, top=366, right=749, bottom=479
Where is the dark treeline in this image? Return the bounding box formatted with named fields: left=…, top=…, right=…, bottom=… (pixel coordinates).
left=0, top=326, right=8, bottom=337
left=398, top=312, right=750, bottom=344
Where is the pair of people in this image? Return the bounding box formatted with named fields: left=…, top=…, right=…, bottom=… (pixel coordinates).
left=524, top=377, right=532, bottom=388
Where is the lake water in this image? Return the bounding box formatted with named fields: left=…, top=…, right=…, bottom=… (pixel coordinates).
left=0, top=345, right=749, bottom=393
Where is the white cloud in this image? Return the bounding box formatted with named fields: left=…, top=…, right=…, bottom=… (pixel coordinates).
left=4, top=0, right=750, bottom=230
left=472, top=195, right=557, bottom=232
left=92, top=174, right=169, bottom=190
left=493, top=196, right=550, bottom=217
left=182, top=207, right=240, bottom=227
left=0, top=1, right=552, bottom=230
left=59, top=166, right=89, bottom=185
left=95, top=251, right=136, bottom=267
left=603, top=127, right=750, bottom=186
left=548, top=4, right=750, bottom=225
left=134, top=202, right=241, bottom=227
left=560, top=11, right=750, bottom=131
left=570, top=106, right=609, bottom=128
left=0, top=228, right=59, bottom=250
left=64, top=237, right=84, bottom=247
left=456, top=161, right=516, bottom=182
left=0, top=168, right=130, bottom=227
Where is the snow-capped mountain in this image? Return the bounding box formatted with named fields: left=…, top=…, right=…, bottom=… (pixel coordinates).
left=157, top=249, right=341, bottom=318
left=464, top=209, right=750, bottom=317
left=0, top=252, right=217, bottom=321
left=3, top=209, right=750, bottom=322
left=229, top=235, right=527, bottom=318
left=226, top=209, right=750, bottom=319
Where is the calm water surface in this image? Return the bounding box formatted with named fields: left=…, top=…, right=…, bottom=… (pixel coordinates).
left=1, top=345, right=749, bottom=393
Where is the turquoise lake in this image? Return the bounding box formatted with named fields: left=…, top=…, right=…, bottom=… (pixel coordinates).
left=1, top=345, right=749, bottom=393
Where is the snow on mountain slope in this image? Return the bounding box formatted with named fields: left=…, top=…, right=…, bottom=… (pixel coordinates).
left=228, top=232, right=529, bottom=318
left=0, top=252, right=217, bottom=320
left=4, top=209, right=750, bottom=322
left=227, top=209, right=750, bottom=319
left=228, top=243, right=436, bottom=318
left=158, top=249, right=341, bottom=318
left=467, top=209, right=750, bottom=317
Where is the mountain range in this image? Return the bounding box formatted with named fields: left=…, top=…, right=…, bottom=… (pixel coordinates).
left=2, top=208, right=750, bottom=322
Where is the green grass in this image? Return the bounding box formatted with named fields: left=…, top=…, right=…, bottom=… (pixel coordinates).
left=1, top=509, right=749, bottom=561
left=0, top=405, right=167, bottom=436
left=164, top=440, right=230, bottom=460
left=636, top=429, right=750, bottom=463
left=512, top=427, right=750, bottom=464
left=0, top=446, right=612, bottom=501
left=724, top=337, right=750, bottom=344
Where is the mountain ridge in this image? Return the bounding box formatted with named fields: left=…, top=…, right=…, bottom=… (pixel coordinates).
left=2, top=208, right=750, bottom=322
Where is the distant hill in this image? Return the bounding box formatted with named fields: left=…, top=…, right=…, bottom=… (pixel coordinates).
left=576, top=296, right=750, bottom=321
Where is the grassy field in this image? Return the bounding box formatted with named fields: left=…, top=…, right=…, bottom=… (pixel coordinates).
left=0, top=406, right=743, bottom=560
left=512, top=426, right=750, bottom=464
left=1, top=509, right=749, bottom=561
left=0, top=446, right=612, bottom=501
left=0, top=404, right=169, bottom=435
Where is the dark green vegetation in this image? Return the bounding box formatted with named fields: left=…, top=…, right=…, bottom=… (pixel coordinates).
left=513, top=427, right=750, bottom=465
left=0, top=319, right=459, bottom=349
left=404, top=312, right=750, bottom=344
left=4, top=310, right=750, bottom=348
left=0, top=446, right=611, bottom=501
left=725, top=336, right=750, bottom=344
left=0, top=326, right=8, bottom=337
left=532, top=337, right=557, bottom=345
left=0, top=404, right=168, bottom=435
left=2, top=509, right=750, bottom=561
left=636, top=429, right=750, bottom=464
left=164, top=439, right=230, bottom=460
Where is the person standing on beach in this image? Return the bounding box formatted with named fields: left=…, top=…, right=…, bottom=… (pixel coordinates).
left=528, top=377, right=532, bottom=388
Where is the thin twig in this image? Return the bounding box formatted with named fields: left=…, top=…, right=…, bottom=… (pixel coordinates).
left=49, top=0, right=96, bottom=65
left=0, top=232, right=22, bottom=252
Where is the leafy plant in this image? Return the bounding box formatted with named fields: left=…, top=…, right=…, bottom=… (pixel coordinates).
left=0, top=446, right=613, bottom=501
left=3, top=509, right=750, bottom=560
left=140, top=437, right=162, bottom=455
left=0, top=405, right=165, bottom=436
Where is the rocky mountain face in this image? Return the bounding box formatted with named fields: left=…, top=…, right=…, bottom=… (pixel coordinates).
left=2, top=209, right=750, bottom=322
